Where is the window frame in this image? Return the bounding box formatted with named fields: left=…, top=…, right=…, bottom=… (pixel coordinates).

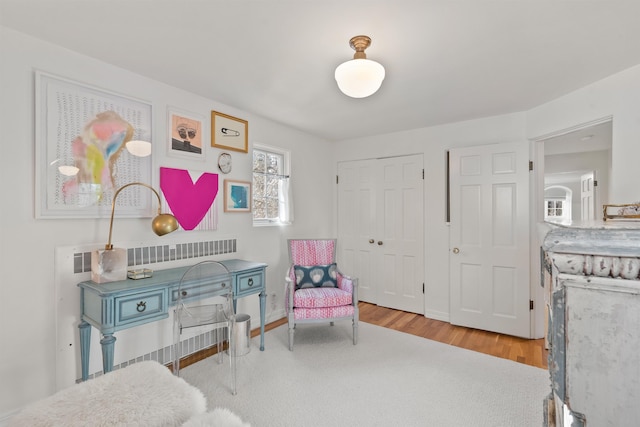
left=252, top=143, right=291, bottom=227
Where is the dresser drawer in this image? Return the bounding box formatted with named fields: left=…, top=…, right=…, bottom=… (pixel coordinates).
left=236, top=270, right=264, bottom=296
left=115, top=289, right=168, bottom=327
left=170, top=278, right=231, bottom=304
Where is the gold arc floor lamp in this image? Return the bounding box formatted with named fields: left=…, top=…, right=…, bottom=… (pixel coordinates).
left=91, top=182, right=179, bottom=283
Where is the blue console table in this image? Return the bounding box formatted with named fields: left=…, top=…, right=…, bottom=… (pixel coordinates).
left=78, top=259, right=267, bottom=381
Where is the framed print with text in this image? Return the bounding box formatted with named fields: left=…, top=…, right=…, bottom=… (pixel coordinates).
left=211, top=110, right=248, bottom=153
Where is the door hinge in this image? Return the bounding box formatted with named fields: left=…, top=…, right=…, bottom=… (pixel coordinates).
left=594, top=180, right=598, bottom=187
left=336, top=175, right=339, bottom=184
left=529, top=300, right=534, bottom=310
left=529, top=161, right=533, bottom=171
left=423, top=283, right=425, bottom=294
left=422, top=169, right=425, bottom=179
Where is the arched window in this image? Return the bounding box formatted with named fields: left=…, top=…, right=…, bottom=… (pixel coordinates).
left=544, top=186, right=572, bottom=222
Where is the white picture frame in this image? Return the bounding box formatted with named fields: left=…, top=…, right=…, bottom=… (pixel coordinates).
left=167, top=106, right=207, bottom=161
left=35, top=71, right=153, bottom=219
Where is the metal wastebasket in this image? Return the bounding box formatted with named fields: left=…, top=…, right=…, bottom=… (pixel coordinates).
left=232, top=313, right=251, bottom=356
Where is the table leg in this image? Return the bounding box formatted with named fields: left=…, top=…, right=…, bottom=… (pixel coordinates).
left=100, top=334, right=116, bottom=374
left=259, top=290, right=266, bottom=351
left=79, top=321, right=91, bottom=381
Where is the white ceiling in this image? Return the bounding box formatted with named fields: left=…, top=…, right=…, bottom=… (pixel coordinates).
left=2, top=1, right=640, bottom=142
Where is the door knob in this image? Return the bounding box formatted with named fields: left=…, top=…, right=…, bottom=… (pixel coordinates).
left=452, top=247, right=460, bottom=254
left=369, top=239, right=375, bottom=244
left=377, top=241, right=383, bottom=245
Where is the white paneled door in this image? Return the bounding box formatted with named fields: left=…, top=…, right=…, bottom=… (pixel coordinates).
left=581, top=171, right=595, bottom=220
left=337, top=155, right=424, bottom=314
left=449, top=142, right=531, bottom=338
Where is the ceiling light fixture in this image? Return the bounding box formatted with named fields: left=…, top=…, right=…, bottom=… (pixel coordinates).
left=335, top=35, right=385, bottom=98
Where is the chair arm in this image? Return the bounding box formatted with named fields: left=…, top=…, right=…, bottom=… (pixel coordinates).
left=336, top=271, right=358, bottom=305
left=285, top=273, right=295, bottom=311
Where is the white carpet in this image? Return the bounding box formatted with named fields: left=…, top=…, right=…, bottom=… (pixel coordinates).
left=180, top=322, right=549, bottom=427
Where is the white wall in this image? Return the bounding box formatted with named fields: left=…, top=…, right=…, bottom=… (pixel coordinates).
left=5, top=20, right=640, bottom=422
left=0, top=26, right=334, bottom=419
left=545, top=149, right=611, bottom=219
left=527, top=64, right=640, bottom=203
left=333, top=113, right=528, bottom=323
left=333, top=62, right=640, bottom=349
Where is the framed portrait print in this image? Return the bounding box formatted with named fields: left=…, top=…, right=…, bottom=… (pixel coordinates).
left=168, top=107, right=206, bottom=160
left=223, top=180, right=251, bottom=212
left=211, top=111, right=248, bottom=153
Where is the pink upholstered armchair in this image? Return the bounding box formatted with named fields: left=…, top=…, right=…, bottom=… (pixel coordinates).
left=285, top=239, right=358, bottom=351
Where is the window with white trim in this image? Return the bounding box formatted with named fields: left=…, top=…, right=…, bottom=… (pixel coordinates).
left=545, top=199, right=566, bottom=220
left=252, top=144, right=292, bottom=226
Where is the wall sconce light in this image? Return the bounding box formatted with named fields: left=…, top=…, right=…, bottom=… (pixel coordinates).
left=91, top=182, right=179, bottom=283
left=334, top=35, right=386, bottom=98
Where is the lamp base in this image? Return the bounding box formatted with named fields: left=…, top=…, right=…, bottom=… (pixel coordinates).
left=91, top=248, right=127, bottom=283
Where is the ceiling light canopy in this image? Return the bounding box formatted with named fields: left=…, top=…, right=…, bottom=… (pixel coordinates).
left=335, top=35, right=385, bottom=98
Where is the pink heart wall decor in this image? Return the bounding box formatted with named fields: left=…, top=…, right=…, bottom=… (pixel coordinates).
left=160, top=167, right=219, bottom=230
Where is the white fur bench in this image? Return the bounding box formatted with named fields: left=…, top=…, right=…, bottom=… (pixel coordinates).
left=9, top=361, right=207, bottom=427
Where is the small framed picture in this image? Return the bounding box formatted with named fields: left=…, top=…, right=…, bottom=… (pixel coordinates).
left=223, top=180, right=251, bottom=212
left=168, top=107, right=206, bottom=160
left=211, top=110, right=248, bottom=153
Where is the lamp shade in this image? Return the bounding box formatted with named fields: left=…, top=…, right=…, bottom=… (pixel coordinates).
left=335, top=58, right=386, bottom=98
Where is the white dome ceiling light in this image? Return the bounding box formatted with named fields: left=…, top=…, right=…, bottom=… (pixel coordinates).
left=335, top=35, right=385, bottom=98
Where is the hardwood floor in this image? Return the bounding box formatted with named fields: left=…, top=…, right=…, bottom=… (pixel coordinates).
left=358, top=301, right=548, bottom=369
left=183, top=301, right=548, bottom=370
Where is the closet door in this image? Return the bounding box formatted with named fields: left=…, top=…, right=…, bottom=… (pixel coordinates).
left=449, top=142, right=530, bottom=337
left=337, top=159, right=377, bottom=303
left=337, top=154, right=424, bottom=314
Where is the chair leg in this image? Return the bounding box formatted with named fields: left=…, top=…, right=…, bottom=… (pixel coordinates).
left=216, top=329, right=223, bottom=364
left=173, top=322, right=182, bottom=376
left=353, top=318, right=358, bottom=345
left=228, top=323, right=237, bottom=395
left=288, top=323, right=294, bottom=351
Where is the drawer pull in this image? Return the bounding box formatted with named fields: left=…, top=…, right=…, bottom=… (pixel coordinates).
left=221, top=282, right=226, bottom=288
left=181, top=290, right=188, bottom=297
left=136, top=301, right=147, bottom=313
left=248, top=278, right=254, bottom=287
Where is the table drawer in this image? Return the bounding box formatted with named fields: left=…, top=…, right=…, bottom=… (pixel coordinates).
left=170, top=279, right=231, bottom=304
left=115, top=289, right=168, bottom=327
left=237, top=270, right=264, bottom=296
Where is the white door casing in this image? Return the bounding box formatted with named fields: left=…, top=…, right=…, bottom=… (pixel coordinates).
left=449, top=142, right=531, bottom=338
left=337, top=154, right=424, bottom=314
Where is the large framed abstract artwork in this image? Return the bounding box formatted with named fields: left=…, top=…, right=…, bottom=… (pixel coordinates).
left=35, top=71, right=153, bottom=218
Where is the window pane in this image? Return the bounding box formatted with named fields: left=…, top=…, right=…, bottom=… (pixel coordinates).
left=266, top=176, right=279, bottom=197
left=253, top=199, right=266, bottom=219
left=266, top=198, right=279, bottom=219
left=267, top=153, right=282, bottom=175
left=254, top=175, right=265, bottom=197
left=253, top=151, right=266, bottom=173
